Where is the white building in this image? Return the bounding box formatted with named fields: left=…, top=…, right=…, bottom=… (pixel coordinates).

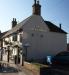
left=1, top=0, right=67, bottom=62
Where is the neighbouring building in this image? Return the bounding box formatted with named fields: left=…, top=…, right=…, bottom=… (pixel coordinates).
left=0, top=0, right=67, bottom=63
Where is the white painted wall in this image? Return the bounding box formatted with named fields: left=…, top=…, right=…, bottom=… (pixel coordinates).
left=3, top=34, right=22, bottom=56
left=23, top=15, right=49, bottom=32
left=21, top=15, right=67, bottom=60
left=23, top=31, right=67, bottom=60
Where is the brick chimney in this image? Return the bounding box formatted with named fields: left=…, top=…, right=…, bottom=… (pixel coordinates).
left=12, top=18, right=17, bottom=28
left=32, top=0, right=41, bottom=15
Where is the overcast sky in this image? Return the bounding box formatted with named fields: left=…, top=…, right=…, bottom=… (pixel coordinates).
left=0, top=0, right=69, bottom=43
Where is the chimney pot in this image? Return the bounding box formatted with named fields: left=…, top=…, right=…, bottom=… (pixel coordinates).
left=32, top=0, right=41, bottom=15
left=12, top=18, right=17, bottom=28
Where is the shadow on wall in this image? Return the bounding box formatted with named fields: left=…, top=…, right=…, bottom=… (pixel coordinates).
left=26, top=56, right=53, bottom=65
left=26, top=58, right=48, bottom=64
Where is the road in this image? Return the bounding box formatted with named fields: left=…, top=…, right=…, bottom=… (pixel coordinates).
left=40, top=66, right=69, bottom=75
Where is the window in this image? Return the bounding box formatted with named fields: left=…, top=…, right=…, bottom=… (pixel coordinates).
left=12, top=34, right=17, bottom=41
left=20, top=34, right=22, bottom=42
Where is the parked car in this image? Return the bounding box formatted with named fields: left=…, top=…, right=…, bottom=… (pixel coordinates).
left=51, top=51, right=69, bottom=66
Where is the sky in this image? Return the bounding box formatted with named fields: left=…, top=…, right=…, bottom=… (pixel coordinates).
left=0, top=0, right=69, bottom=43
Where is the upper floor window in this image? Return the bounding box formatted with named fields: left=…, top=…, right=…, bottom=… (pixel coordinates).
left=20, top=34, right=22, bottom=42
left=12, top=34, right=17, bottom=41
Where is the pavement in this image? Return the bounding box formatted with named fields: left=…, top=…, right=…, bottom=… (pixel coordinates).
left=0, top=61, right=37, bottom=75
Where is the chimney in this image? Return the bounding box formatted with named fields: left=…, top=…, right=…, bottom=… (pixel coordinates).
left=32, top=0, right=41, bottom=15
left=12, top=18, right=17, bottom=28
left=59, top=24, right=62, bottom=29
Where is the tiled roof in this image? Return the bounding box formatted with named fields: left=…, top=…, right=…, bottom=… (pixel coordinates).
left=2, top=16, right=32, bottom=38
left=0, top=31, right=8, bottom=39
left=45, top=21, right=67, bottom=34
